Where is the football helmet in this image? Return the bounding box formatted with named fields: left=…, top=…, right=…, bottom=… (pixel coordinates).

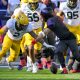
left=13, top=9, right=29, bottom=25
left=21, top=0, right=28, bottom=3
left=41, top=7, right=53, bottom=21
left=28, top=0, right=39, bottom=10
left=67, top=0, right=78, bottom=9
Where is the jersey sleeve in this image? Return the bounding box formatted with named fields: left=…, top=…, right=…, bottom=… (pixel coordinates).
left=6, top=19, right=14, bottom=29
left=26, top=23, right=33, bottom=32
left=39, top=3, right=46, bottom=11
left=47, top=18, right=55, bottom=29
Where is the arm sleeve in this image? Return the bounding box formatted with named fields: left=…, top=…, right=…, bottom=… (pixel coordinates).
left=26, top=23, right=33, bottom=32
left=47, top=18, right=55, bottom=30
left=6, top=19, right=14, bottom=29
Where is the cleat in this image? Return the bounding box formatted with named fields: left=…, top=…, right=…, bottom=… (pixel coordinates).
left=27, top=66, right=32, bottom=72
left=6, top=58, right=14, bottom=70
left=70, top=69, right=77, bottom=73
left=59, top=65, right=63, bottom=70
left=37, top=59, right=43, bottom=70
left=17, top=65, right=23, bottom=70
left=38, top=63, right=43, bottom=70
left=46, top=61, right=51, bottom=69
left=41, top=58, right=47, bottom=69
left=0, top=57, right=6, bottom=64
left=20, top=57, right=26, bottom=67
left=26, top=56, right=32, bottom=71
left=69, top=69, right=80, bottom=73
left=61, top=68, right=68, bottom=74
left=32, top=63, right=38, bottom=73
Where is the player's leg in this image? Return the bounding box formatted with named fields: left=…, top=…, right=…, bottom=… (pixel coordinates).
left=45, top=31, right=56, bottom=69
left=31, top=28, right=43, bottom=73
left=67, top=51, right=75, bottom=71
left=55, top=41, right=68, bottom=74
left=6, top=40, right=21, bottom=69
left=69, top=39, right=80, bottom=62
left=27, top=44, right=38, bottom=73
left=33, top=42, right=42, bottom=71
left=0, top=34, right=12, bottom=61
left=69, top=45, right=80, bottom=73
left=17, top=36, right=27, bottom=70
left=24, top=30, right=42, bottom=73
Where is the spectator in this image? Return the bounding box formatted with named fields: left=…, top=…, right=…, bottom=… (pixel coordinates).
left=0, top=0, right=8, bottom=10
left=0, top=20, right=2, bottom=27
left=0, top=0, right=8, bottom=45
left=7, top=0, right=20, bottom=15
left=0, top=0, right=8, bottom=18
left=0, top=21, right=4, bottom=45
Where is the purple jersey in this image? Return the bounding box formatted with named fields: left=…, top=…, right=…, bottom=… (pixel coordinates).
left=47, top=16, right=76, bottom=40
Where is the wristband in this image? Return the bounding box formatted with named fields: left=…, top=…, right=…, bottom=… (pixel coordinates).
left=32, top=39, right=37, bottom=45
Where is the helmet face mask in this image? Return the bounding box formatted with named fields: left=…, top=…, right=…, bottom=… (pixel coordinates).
left=13, top=9, right=29, bottom=30
left=67, top=0, right=78, bottom=9
left=28, top=0, right=39, bottom=10
left=16, top=23, right=27, bottom=31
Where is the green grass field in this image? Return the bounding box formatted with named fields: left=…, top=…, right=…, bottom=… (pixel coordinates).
left=0, top=68, right=80, bottom=80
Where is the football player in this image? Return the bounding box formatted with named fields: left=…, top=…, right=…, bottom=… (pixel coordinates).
left=0, top=10, right=41, bottom=70
left=59, top=0, right=80, bottom=72
left=32, top=7, right=80, bottom=74
left=18, top=0, right=46, bottom=73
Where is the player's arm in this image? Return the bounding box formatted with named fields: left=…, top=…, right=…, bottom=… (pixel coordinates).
left=0, top=25, right=8, bottom=35
left=75, top=30, right=80, bottom=36
left=29, top=28, right=55, bottom=48
left=56, top=11, right=65, bottom=21
left=36, top=28, right=51, bottom=42
left=29, top=28, right=51, bottom=44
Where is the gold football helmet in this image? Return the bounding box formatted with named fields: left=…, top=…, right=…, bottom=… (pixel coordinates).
left=13, top=9, right=29, bottom=25
left=21, top=0, right=28, bottom=3
left=28, top=0, right=39, bottom=10
left=20, top=0, right=28, bottom=5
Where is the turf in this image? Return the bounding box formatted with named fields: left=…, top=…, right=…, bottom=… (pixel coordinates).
left=0, top=68, right=80, bottom=80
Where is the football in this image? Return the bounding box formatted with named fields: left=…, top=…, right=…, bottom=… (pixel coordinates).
left=50, top=62, right=58, bottom=74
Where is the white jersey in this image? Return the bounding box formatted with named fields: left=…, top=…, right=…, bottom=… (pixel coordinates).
left=6, top=18, right=33, bottom=40
left=21, top=3, right=46, bottom=29
left=59, top=2, right=80, bottom=26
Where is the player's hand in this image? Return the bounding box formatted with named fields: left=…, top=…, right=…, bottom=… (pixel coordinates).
left=57, top=11, right=65, bottom=21
left=43, top=42, right=56, bottom=50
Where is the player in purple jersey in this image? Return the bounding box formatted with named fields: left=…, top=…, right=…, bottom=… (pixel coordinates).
left=31, top=7, right=80, bottom=74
